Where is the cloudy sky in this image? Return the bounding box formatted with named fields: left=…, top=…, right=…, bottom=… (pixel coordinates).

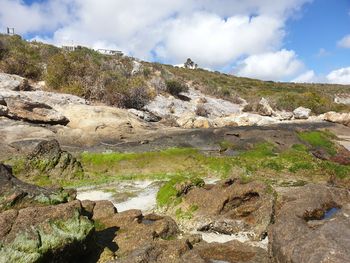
left=0, top=0, right=350, bottom=84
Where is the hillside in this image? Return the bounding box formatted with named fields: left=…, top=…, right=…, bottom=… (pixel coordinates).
left=1, top=34, right=350, bottom=114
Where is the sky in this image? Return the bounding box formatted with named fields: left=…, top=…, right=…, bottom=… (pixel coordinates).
left=0, top=0, right=350, bottom=84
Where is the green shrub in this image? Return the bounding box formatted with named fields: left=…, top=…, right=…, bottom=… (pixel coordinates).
left=165, top=80, right=188, bottom=96
left=45, top=53, right=71, bottom=89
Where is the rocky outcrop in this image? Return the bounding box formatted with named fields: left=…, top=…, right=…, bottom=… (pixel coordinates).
left=0, top=163, right=73, bottom=212
left=334, top=94, right=350, bottom=105
left=213, top=113, right=277, bottom=127
left=144, top=88, right=242, bottom=119
left=0, top=200, right=94, bottom=263
left=0, top=73, right=30, bottom=91
left=269, top=184, right=350, bottom=263
left=128, top=108, right=160, bottom=122
left=293, top=107, right=312, bottom=119
left=19, top=139, right=83, bottom=182
left=165, top=178, right=274, bottom=241
left=324, top=111, right=350, bottom=127
left=4, top=97, right=69, bottom=125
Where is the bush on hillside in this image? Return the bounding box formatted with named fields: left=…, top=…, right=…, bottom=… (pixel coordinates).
left=165, top=80, right=188, bottom=96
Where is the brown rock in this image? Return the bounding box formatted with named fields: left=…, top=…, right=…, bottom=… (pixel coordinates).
left=92, top=200, right=117, bottom=221
left=269, top=184, right=350, bottom=263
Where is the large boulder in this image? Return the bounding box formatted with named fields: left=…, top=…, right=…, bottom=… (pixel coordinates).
left=0, top=73, right=30, bottom=91
left=269, top=184, right=350, bottom=263
left=0, top=163, right=73, bottom=212
left=257, top=98, right=274, bottom=116
left=293, top=107, right=311, bottom=119
left=4, top=97, right=69, bottom=125
left=0, top=200, right=94, bottom=263
left=324, top=111, right=350, bottom=127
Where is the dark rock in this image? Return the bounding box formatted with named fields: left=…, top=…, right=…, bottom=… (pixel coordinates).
left=269, top=184, right=350, bottom=263
left=22, top=139, right=84, bottom=182
left=92, top=200, right=117, bottom=221
left=0, top=163, right=72, bottom=212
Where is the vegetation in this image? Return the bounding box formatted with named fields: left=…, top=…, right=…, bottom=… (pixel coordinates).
left=1, top=34, right=349, bottom=114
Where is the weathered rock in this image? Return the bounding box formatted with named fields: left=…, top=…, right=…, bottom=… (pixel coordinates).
left=334, top=94, right=350, bottom=105
left=5, top=97, right=69, bottom=125
left=275, top=111, right=294, bottom=121
left=193, top=116, right=213, bottom=129
left=293, top=107, right=311, bottom=119
left=0, top=105, right=8, bottom=116
left=269, top=184, right=350, bottom=263
left=0, top=73, right=29, bottom=91
left=0, top=163, right=72, bottom=212
left=167, top=178, right=274, bottom=241
left=193, top=240, right=269, bottom=263
left=0, top=200, right=94, bottom=263
left=176, top=112, right=196, bottom=128
left=324, top=111, right=350, bottom=127
left=20, top=139, right=83, bottom=182
left=257, top=98, right=274, bottom=116
left=92, top=200, right=118, bottom=221
left=128, top=108, right=160, bottom=122
left=214, top=113, right=277, bottom=127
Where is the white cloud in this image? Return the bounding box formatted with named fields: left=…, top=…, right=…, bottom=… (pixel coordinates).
left=0, top=0, right=313, bottom=76
left=326, top=67, right=350, bottom=85
left=337, top=35, right=350, bottom=48
left=292, top=70, right=316, bottom=83
left=234, top=49, right=304, bottom=81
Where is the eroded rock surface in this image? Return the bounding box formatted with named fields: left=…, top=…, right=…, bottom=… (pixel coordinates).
left=19, top=139, right=84, bottom=181
left=166, top=178, right=274, bottom=241
left=0, top=163, right=73, bottom=212
left=324, top=111, right=350, bottom=127
left=0, top=200, right=94, bottom=263
left=269, top=184, right=350, bottom=263
left=0, top=73, right=29, bottom=91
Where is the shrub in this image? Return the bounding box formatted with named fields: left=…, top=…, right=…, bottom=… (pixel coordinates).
left=120, top=86, right=151, bottom=110
left=45, top=54, right=71, bottom=89
left=165, top=80, right=188, bottom=96
left=195, top=104, right=209, bottom=117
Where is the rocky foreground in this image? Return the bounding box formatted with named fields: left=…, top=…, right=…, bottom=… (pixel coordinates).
left=0, top=72, right=350, bottom=262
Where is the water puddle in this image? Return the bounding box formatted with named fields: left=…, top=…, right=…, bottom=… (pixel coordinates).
left=323, top=207, right=340, bottom=219
left=76, top=180, right=160, bottom=213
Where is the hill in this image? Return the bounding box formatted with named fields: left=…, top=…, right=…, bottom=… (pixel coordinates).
left=1, top=34, right=350, bottom=114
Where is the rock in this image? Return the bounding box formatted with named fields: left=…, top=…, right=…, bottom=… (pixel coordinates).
left=0, top=73, right=30, bottom=91
left=131, top=60, right=143, bottom=76
left=275, top=110, right=294, bottom=120
left=257, top=98, right=274, bottom=116
left=0, top=95, right=5, bottom=105
left=334, top=94, right=350, bottom=105
left=144, top=88, right=241, bottom=119
left=92, top=200, right=117, bottom=221
left=21, top=139, right=84, bottom=182
left=269, top=184, right=350, bottom=263
left=293, top=107, right=312, bottom=119
left=0, top=105, right=8, bottom=116
left=214, top=113, right=277, bottom=127
left=324, top=111, right=350, bottom=127
left=167, top=178, right=274, bottom=241
left=193, top=240, right=269, bottom=263
left=128, top=108, right=160, bottom=122
left=176, top=112, right=196, bottom=128
left=5, top=97, right=69, bottom=125
left=0, top=163, right=72, bottom=212
left=0, top=200, right=94, bottom=263
left=193, top=117, right=212, bottom=129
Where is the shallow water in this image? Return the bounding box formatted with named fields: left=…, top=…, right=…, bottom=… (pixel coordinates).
left=76, top=180, right=160, bottom=212
left=324, top=207, right=340, bottom=219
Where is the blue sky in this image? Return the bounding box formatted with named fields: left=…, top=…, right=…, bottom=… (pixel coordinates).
left=1, top=0, right=350, bottom=84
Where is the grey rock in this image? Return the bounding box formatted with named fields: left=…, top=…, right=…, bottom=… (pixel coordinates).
left=0, top=73, right=30, bottom=91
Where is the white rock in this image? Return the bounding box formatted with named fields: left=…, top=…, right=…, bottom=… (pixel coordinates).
left=334, top=95, right=350, bottom=105
left=0, top=73, right=28, bottom=91
left=293, top=107, right=311, bottom=119
left=275, top=111, right=294, bottom=121
left=0, top=105, right=8, bottom=116
left=257, top=97, right=274, bottom=116
left=324, top=111, right=350, bottom=127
